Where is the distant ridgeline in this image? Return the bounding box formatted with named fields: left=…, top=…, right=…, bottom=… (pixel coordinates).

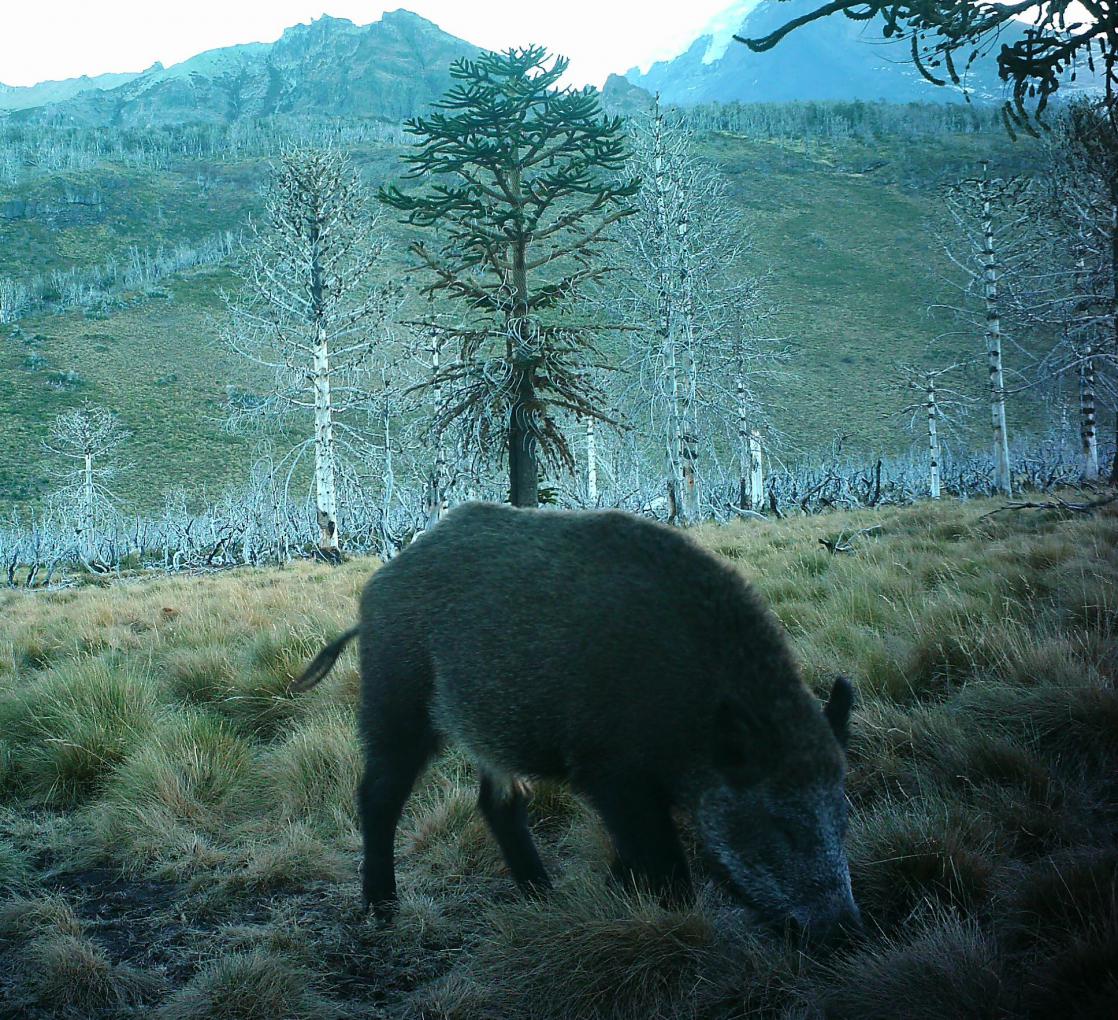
left=0, top=10, right=479, bottom=127
left=2, top=1, right=1102, bottom=130
left=625, top=0, right=1104, bottom=107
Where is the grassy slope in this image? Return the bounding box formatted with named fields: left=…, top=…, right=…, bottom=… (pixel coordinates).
left=0, top=128, right=1044, bottom=507
left=0, top=498, right=1115, bottom=1017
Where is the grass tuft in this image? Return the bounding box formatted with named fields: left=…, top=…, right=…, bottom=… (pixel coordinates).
left=87, top=708, right=252, bottom=874
left=157, top=949, right=343, bottom=1020
left=813, top=911, right=1004, bottom=1020
left=417, top=879, right=721, bottom=1020
left=19, top=931, right=163, bottom=1012
left=0, top=660, right=161, bottom=805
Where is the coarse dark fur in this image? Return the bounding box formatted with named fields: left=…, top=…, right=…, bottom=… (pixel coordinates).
left=294, top=502, right=860, bottom=938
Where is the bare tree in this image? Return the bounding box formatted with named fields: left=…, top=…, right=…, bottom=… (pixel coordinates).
left=222, top=147, right=401, bottom=561
left=43, top=404, right=129, bottom=566
left=900, top=361, right=975, bottom=498
left=609, top=101, right=779, bottom=524
left=1031, top=99, right=1118, bottom=482
left=940, top=163, right=1035, bottom=495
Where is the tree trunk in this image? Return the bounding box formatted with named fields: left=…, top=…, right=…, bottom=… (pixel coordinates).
left=749, top=431, right=764, bottom=512
left=585, top=417, right=598, bottom=505
left=81, top=451, right=95, bottom=562
left=308, top=210, right=340, bottom=561
left=926, top=373, right=942, bottom=499
left=312, top=328, right=340, bottom=560
left=677, top=186, right=700, bottom=525
left=652, top=105, right=684, bottom=523
left=1109, top=174, right=1118, bottom=486
left=981, top=165, right=1012, bottom=495
left=508, top=377, right=539, bottom=508
left=425, top=333, right=448, bottom=529
left=507, top=163, right=539, bottom=510
left=1110, top=413, right=1118, bottom=486
left=1079, top=345, right=1099, bottom=480
left=737, top=369, right=750, bottom=510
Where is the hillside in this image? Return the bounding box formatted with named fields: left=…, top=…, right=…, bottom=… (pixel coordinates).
left=1, top=499, right=1115, bottom=1016
left=0, top=112, right=1045, bottom=508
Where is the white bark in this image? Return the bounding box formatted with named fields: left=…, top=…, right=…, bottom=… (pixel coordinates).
left=312, top=329, right=339, bottom=554
left=82, top=452, right=95, bottom=560
left=425, top=333, right=448, bottom=529
left=677, top=175, right=700, bottom=524
left=651, top=104, right=685, bottom=523
left=925, top=374, right=942, bottom=499
left=1079, top=344, right=1100, bottom=479
left=980, top=164, right=1012, bottom=495
left=748, top=430, right=764, bottom=511
left=585, top=417, right=599, bottom=504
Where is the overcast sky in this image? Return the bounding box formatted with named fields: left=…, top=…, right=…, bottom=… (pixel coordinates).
left=0, top=1, right=755, bottom=89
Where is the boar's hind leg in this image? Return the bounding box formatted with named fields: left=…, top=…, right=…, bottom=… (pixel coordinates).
left=358, top=724, right=438, bottom=919
left=477, top=774, right=552, bottom=896
left=588, top=781, right=693, bottom=905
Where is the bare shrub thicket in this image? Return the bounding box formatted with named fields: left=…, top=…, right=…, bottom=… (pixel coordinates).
left=0, top=117, right=405, bottom=187
left=0, top=232, right=236, bottom=324
left=1, top=425, right=1105, bottom=586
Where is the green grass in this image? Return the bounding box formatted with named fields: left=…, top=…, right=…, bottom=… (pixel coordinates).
left=0, top=497, right=1114, bottom=1016
left=0, top=125, right=1050, bottom=508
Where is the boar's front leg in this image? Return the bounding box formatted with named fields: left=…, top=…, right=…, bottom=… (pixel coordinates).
left=477, top=773, right=552, bottom=896
left=587, top=779, right=693, bottom=905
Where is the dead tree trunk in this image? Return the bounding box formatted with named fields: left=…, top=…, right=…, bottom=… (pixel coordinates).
left=585, top=417, right=599, bottom=504
left=980, top=164, right=1013, bottom=495
left=1078, top=343, right=1100, bottom=480
left=425, top=332, right=448, bottom=528
left=749, top=430, right=764, bottom=511
left=652, top=106, right=684, bottom=523
left=925, top=372, right=942, bottom=499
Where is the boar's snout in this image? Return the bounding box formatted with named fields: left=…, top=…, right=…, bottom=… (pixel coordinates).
left=787, top=898, right=863, bottom=949
left=697, top=779, right=859, bottom=941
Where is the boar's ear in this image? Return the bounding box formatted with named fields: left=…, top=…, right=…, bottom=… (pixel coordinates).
left=824, top=675, right=854, bottom=750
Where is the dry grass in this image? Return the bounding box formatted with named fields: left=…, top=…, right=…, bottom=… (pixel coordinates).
left=0, top=497, right=1115, bottom=1017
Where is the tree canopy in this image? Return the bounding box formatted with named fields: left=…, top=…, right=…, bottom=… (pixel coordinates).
left=380, top=45, right=639, bottom=506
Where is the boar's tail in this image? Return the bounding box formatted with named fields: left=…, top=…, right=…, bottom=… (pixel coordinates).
left=289, top=627, right=359, bottom=693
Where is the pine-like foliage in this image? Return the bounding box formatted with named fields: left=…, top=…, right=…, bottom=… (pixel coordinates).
left=380, top=46, right=639, bottom=506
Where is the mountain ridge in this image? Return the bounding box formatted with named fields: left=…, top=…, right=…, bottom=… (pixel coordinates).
left=626, top=0, right=1000, bottom=106
left=5, top=9, right=479, bottom=127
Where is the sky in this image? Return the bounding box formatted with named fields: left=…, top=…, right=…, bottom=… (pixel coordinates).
left=0, top=0, right=757, bottom=90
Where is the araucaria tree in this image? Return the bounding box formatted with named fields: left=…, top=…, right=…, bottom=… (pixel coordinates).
left=380, top=46, right=639, bottom=508
left=223, top=147, right=400, bottom=560
left=44, top=404, right=129, bottom=565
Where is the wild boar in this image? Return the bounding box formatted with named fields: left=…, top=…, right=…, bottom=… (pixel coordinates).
left=293, top=502, right=860, bottom=939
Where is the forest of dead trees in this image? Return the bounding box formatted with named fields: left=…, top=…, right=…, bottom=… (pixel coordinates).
left=1, top=58, right=1115, bottom=584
